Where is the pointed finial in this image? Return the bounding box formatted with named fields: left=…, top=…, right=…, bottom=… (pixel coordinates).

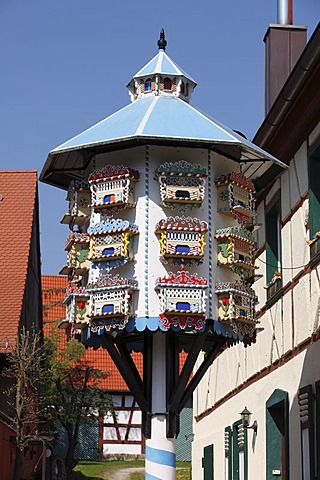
left=157, top=28, right=167, bottom=51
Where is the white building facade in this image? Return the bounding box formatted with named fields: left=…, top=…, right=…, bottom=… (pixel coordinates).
left=193, top=19, right=320, bottom=480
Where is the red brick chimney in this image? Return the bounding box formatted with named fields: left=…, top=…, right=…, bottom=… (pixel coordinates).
left=264, top=0, right=307, bottom=114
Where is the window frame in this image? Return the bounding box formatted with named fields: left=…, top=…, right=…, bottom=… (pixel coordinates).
left=265, top=193, right=283, bottom=302
left=266, top=389, right=289, bottom=480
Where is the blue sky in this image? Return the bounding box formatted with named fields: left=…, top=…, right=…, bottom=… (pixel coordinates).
left=0, top=1, right=318, bottom=274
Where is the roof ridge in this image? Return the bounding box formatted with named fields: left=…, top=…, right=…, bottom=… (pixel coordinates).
left=0, top=169, right=38, bottom=174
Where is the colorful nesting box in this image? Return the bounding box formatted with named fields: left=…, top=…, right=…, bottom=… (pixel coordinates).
left=88, top=218, right=138, bottom=269
left=60, top=232, right=90, bottom=276
left=155, top=160, right=207, bottom=211
left=89, top=165, right=139, bottom=213
left=155, top=267, right=208, bottom=330
left=155, top=216, right=208, bottom=264
left=63, top=285, right=90, bottom=332
left=86, top=275, right=138, bottom=330
left=215, top=281, right=257, bottom=333
left=60, top=180, right=90, bottom=226
left=215, top=172, right=255, bottom=224
left=215, top=226, right=255, bottom=278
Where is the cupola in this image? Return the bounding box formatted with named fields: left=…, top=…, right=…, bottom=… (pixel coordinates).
left=127, top=29, right=197, bottom=103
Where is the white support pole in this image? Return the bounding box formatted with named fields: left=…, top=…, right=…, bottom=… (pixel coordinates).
left=145, top=332, right=176, bottom=480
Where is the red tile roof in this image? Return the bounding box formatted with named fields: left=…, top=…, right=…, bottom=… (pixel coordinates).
left=0, top=171, right=38, bottom=353
left=42, top=275, right=142, bottom=390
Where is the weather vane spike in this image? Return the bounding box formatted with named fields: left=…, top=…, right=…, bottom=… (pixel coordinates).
left=157, top=28, right=167, bottom=51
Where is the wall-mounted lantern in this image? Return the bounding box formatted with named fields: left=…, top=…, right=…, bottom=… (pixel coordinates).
left=240, top=406, right=258, bottom=434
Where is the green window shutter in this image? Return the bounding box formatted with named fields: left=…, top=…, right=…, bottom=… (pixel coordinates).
left=309, top=189, right=320, bottom=238
left=265, top=197, right=281, bottom=284
left=224, top=427, right=232, bottom=480
left=266, top=389, right=289, bottom=480
left=316, top=381, right=320, bottom=476
left=309, top=143, right=320, bottom=238
left=232, top=421, right=247, bottom=480
left=203, top=443, right=214, bottom=480
left=298, top=385, right=315, bottom=480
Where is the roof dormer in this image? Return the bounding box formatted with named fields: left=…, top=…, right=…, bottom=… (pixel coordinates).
left=127, top=29, right=197, bottom=103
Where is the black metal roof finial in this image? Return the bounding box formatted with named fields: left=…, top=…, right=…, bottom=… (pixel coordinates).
left=157, top=28, right=167, bottom=51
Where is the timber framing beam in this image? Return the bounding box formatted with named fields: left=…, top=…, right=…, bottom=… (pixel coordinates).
left=103, top=335, right=148, bottom=412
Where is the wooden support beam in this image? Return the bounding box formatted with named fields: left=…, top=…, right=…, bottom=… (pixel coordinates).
left=168, top=330, right=209, bottom=414
left=177, top=341, right=224, bottom=413
left=117, top=342, right=143, bottom=391
left=103, top=335, right=148, bottom=412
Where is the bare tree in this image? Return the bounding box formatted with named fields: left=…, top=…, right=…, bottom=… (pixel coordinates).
left=3, top=328, right=47, bottom=480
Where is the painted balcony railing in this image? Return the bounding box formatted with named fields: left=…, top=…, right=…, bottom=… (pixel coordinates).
left=215, top=226, right=255, bottom=279
left=155, top=160, right=207, bottom=212
left=155, top=267, right=208, bottom=330
left=215, top=281, right=258, bottom=336
left=89, top=165, right=139, bottom=214
left=60, top=232, right=90, bottom=276
left=61, top=285, right=90, bottom=332
left=60, top=180, right=90, bottom=226
left=88, top=218, right=139, bottom=269
left=215, top=172, right=255, bottom=225
left=86, top=274, right=138, bottom=331
left=155, top=216, right=208, bottom=265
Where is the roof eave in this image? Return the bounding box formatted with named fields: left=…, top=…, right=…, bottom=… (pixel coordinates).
left=40, top=134, right=287, bottom=190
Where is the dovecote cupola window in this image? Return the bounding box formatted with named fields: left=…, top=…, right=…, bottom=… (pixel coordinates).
left=145, top=78, right=152, bottom=91
left=127, top=29, right=196, bottom=103
left=164, top=77, right=172, bottom=91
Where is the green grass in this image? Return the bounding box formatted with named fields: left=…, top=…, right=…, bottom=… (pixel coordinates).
left=129, top=462, right=191, bottom=480
left=74, top=460, right=144, bottom=478
left=74, top=460, right=191, bottom=480
left=130, top=474, right=143, bottom=480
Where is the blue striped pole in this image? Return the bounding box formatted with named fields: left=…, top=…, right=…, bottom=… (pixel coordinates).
left=145, top=333, right=176, bottom=479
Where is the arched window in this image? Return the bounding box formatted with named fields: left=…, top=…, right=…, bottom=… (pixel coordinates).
left=102, top=304, right=114, bottom=314
left=144, top=78, right=152, bottom=92
left=102, top=247, right=115, bottom=256
left=164, top=77, right=172, bottom=90
left=181, top=81, right=185, bottom=94
left=176, top=301, right=191, bottom=311
left=104, top=193, right=115, bottom=204
left=175, top=245, right=190, bottom=254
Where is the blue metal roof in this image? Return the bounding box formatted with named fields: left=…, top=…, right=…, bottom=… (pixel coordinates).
left=50, top=95, right=284, bottom=167
left=132, top=50, right=197, bottom=85
left=41, top=38, right=288, bottom=190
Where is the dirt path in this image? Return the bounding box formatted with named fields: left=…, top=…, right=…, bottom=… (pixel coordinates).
left=101, top=467, right=145, bottom=480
